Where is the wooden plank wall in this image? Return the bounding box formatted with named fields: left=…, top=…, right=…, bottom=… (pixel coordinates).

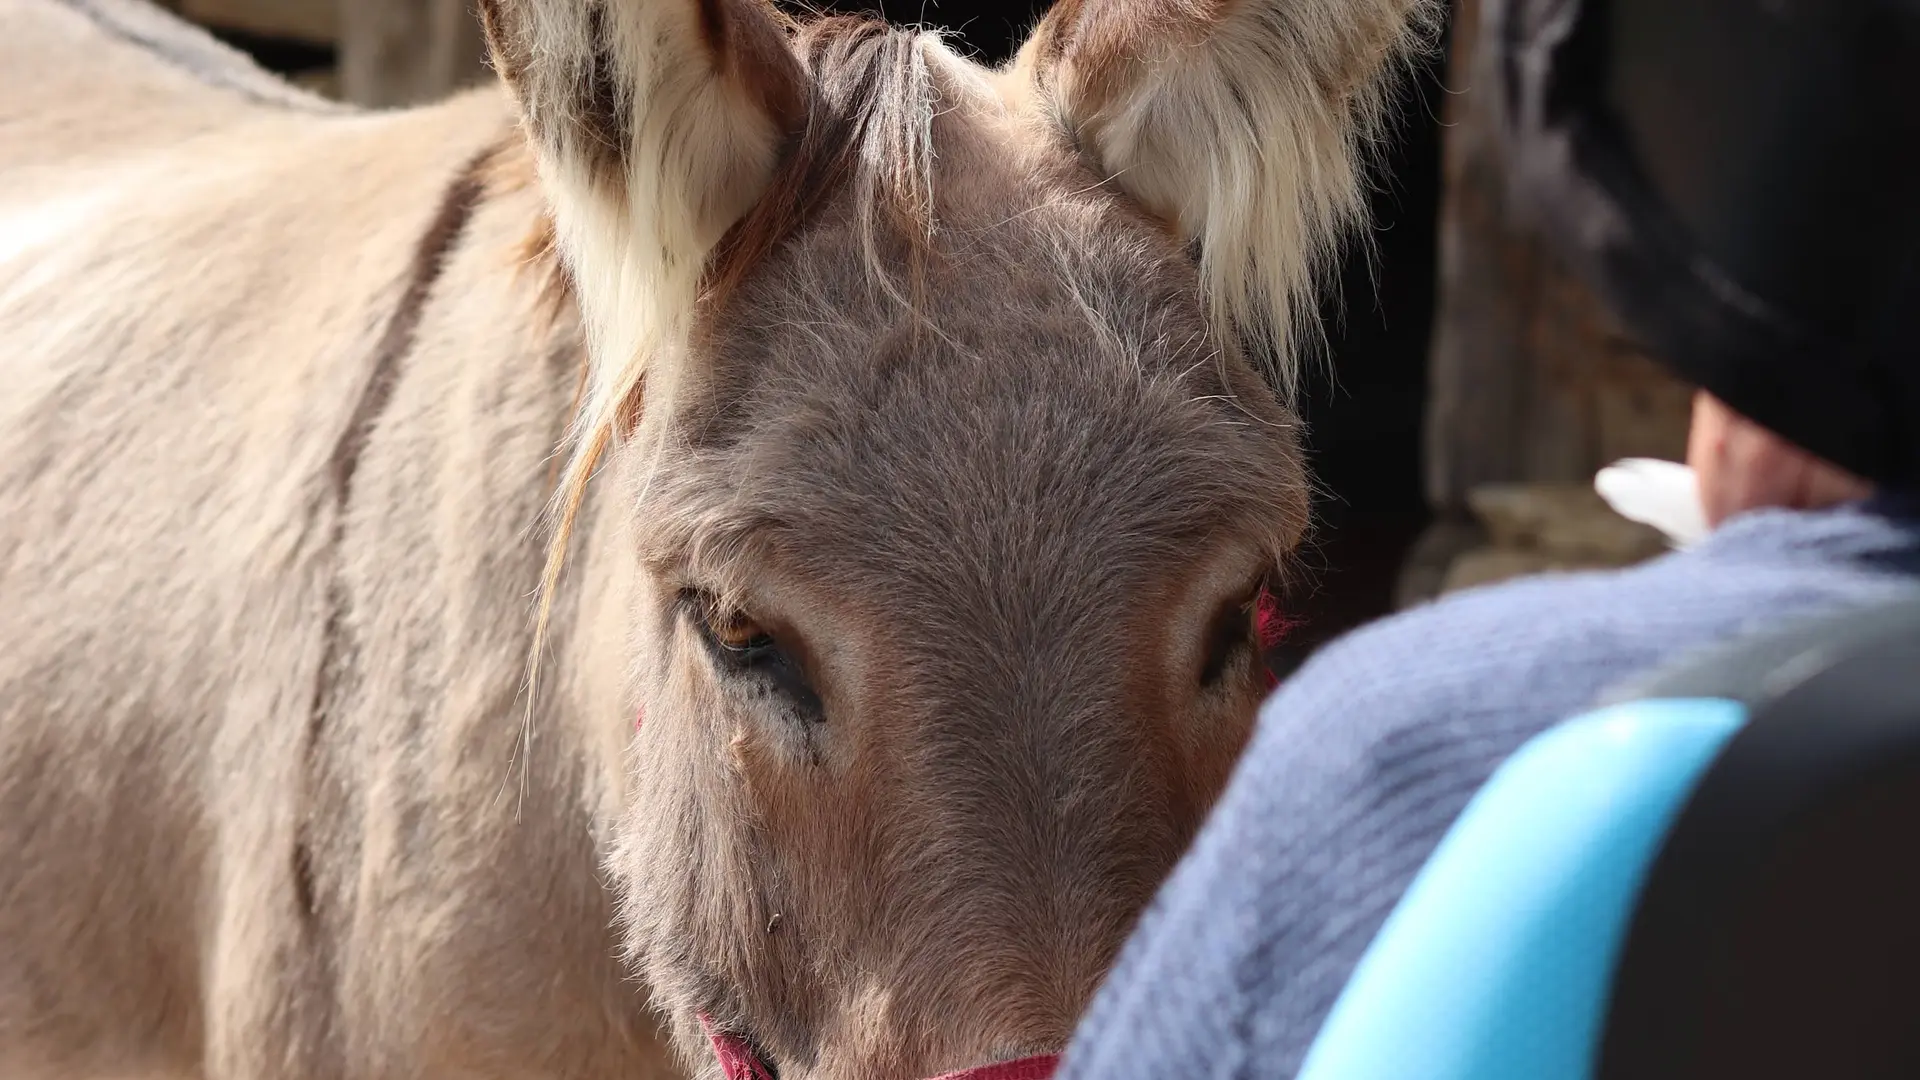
left=1424, top=0, right=1693, bottom=512
left=171, top=0, right=490, bottom=107
left=1397, top=0, right=1694, bottom=603
left=338, top=0, right=489, bottom=107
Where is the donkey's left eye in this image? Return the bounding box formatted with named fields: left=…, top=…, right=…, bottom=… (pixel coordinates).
left=1199, top=587, right=1260, bottom=688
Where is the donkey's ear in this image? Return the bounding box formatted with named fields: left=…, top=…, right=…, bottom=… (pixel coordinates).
left=1013, top=0, right=1436, bottom=397
left=479, top=0, right=805, bottom=370
left=489, top=0, right=809, bottom=699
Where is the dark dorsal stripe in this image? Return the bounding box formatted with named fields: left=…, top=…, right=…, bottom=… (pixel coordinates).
left=299, top=144, right=498, bottom=923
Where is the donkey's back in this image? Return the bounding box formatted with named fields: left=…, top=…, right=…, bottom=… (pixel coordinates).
left=0, top=3, right=674, bottom=1077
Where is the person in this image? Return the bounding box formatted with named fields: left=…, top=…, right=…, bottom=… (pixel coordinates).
left=1055, top=0, right=1920, bottom=1076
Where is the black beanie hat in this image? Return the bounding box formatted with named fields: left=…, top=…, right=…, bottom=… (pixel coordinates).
left=1499, top=0, right=1920, bottom=486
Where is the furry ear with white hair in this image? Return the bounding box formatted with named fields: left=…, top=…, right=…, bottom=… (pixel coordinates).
left=477, top=0, right=807, bottom=680
left=1013, top=0, right=1439, bottom=399
left=477, top=0, right=805, bottom=436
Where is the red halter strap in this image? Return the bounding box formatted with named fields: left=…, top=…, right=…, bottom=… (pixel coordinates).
left=1255, top=583, right=1295, bottom=690
left=700, top=1015, right=776, bottom=1080
left=701, top=1015, right=1059, bottom=1080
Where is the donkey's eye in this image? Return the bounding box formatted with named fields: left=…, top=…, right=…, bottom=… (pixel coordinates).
left=683, top=591, right=824, bottom=721
left=1198, top=585, right=1261, bottom=688
left=706, top=610, right=775, bottom=656
left=694, top=604, right=781, bottom=667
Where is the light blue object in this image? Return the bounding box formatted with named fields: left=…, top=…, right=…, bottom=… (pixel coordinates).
left=1294, top=698, right=1748, bottom=1080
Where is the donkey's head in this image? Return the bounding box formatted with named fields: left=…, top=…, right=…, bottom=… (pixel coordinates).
left=480, top=0, right=1430, bottom=1075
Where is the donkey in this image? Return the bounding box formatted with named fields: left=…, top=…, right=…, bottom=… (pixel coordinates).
left=0, top=0, right=1431, bottom=1077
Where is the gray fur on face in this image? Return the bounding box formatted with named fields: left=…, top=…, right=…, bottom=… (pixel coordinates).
left=0, top=0, right=1428, bottom=1076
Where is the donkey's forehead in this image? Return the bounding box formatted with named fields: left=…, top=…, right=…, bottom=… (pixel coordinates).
left=658, top=227, right=1306, bottom=596
left=640, top=27, right=1308, bottom=588
left=702, top=21, right=1208, bottom=351
left=694, top=29, right=1250, bottom=402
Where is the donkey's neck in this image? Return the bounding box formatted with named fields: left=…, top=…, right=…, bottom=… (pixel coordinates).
left=477, top=138, right=648, bottom=845
left=550, top=477, right=648, bottom=839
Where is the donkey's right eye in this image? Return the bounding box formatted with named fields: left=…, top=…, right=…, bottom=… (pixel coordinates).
left=705, top=610, right=775, bottom=656
left=682, top=591, right=825, bottom=721
left=686, top=595, right=778, bottom=663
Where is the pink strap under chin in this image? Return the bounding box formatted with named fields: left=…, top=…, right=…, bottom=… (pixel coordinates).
left=700, top=1015, right=1059, bottom=1080
left=1255, top=584, right=1295, bottom=690
left=700, top=1015, right=775, bottom=1080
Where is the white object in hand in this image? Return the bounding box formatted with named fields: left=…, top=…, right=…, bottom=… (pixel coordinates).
left=1594, top=458, right=1709, bottom=550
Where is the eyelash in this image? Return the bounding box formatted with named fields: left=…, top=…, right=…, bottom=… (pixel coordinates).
left=1199, top=587, right=1262, bottom=688
left=682, top=590, right=824, bottom=721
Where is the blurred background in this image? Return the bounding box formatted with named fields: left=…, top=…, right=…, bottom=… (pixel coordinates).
left=157, top=0, right=1692, bottom=663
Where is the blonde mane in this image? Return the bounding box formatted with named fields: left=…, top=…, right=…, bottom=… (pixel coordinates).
left=527, top=17, right=952, bottom=711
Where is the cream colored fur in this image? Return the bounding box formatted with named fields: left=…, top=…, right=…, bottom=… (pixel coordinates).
left=1, top=3, right=673, bottom=1077
left=1017, top=0, right=1442, bottom=394
left=0, top=0, right=1431, bottom=1077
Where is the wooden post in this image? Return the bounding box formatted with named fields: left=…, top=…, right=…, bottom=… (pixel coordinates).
left=1422, top=0, right=1692, bottom=513
left=1400, top=0, right=1694, bottom=603
left=338, top=0, right=491, bottom=108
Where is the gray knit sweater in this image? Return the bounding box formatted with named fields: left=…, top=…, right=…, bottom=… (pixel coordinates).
left=1058, top=495, right=1920, bottom=1079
